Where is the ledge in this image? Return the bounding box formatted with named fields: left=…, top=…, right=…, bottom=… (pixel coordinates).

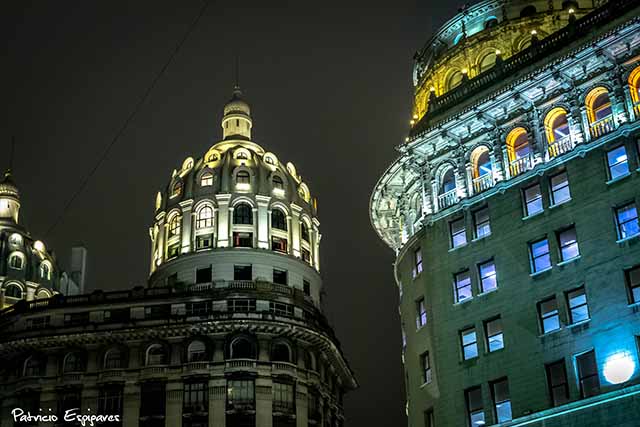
left=530, top=267, right=552, bottom=278
left=606, top=172, right=631, bottom=186
left=567, top=319, right=591, bottom=329
left=477, top=288, right=498, bottom=297
left=557, top=255, right=581, bottom=267
left=538, top=327, right=563, bottom=339
left=523, top=210, right=544, bottom=221
left=448, top=242, right=468, bottom=252
left=453, top=297, right=473, bottom=307
left=616, top=234, right=640, bottom=245
left=471, top=233, right=491, bottom=243
left=549, top=198, right=572, bottom=209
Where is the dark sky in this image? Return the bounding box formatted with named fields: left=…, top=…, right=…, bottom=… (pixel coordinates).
left=2, top=1, right=451, bottom=425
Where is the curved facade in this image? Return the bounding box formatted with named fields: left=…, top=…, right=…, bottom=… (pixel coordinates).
left=0, top=87, right=356, bottom=427
left=372, top=0, right=640, bottom=426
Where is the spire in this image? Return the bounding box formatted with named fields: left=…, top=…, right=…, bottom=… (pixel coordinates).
left=221, top=65, right=252, bottom=140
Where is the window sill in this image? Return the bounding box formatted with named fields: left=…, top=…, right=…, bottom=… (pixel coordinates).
left=448, top=243, right=468, bottom=252
left=416, top=324, right=426, bottom=332
left=477, top=288, right=498, bottom=297
left=616, top=234, right=640, bottom=245
left=606, top=173, right=631, bottom=186
left=549, top=199, right=571, bottom=209
left=539, top=327, right=563, bottom=338
left=522, top=211, right=544, bottom=221
left=567, top=319, right=590, bottom=329
left=453, top=297, right=473, bottom=306
left=419, top=380, right=433, bottom=389
left=557, top=255, right=581, bottom=267
left=486, top=347, right=505, bottom=356
left=472, top=233, right=491, bottom=243
left=627, top=301, right=640, bottom=308
left=530, top=267, right=552, bottom=278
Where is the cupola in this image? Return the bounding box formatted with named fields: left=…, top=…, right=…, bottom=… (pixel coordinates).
left=221, top=86, right=252, bottom=140
left=0, top=170, right=20, bottom=224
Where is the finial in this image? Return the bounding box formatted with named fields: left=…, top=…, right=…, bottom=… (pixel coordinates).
left=234, top=55, right=241, bottom=91
left=5, top=136, right=15, bottom=177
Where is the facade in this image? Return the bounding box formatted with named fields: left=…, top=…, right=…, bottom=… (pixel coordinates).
left=370, top=0, right=640, bottom=426
left=0, top=87, right=356, bottom=427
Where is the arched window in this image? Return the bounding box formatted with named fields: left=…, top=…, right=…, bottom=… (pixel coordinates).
left=544, top=108, right=570, bottom=143
left=146, top=344, right=168, bottom=366
left=63, top=352, right=85, bottom=373
left=470, top=147, right=493, bottom=193
left=301, top=222, right=310, bottom=242
left=230, top=337, right=256, bottom=359
left=37, top=289, right=50, bottom=299
left=272, top=175, right=284, bottom=190
left=171, top=181, right=183, bottom=198
left=506, top=127, right=532, bottom=176
left=304, top=350, right=316, bottom=371
left=440, top=168, right=456, bottom=194
left=479, top=52, right=496, bottom=73
left=207, top=152, right=219, bottom=162
left=104, top=348, right=123, bottom=369
left=9, top=254, right=23, bottom=270
left=628, top=66, right=640, bottom=117
left=168, top=214, right=182, bottom=237
left=236, top=151, right=248, bottom=160
left=5, top=284, right=22, bottom=298
left=298, top=183, right=310, bottom=203
left=271, top=342, right=292, bottom=363
left=40, top=263, right=51, bottom=280
left=447, top=71, right=464, bottom=90
left=188, top=340, right=207, bottom=362
left=196, top=206, right=214, bottom=229
left=585, top=87, right=613, bottom=138
left=271, top=209, right=287, bottom=231
left=200, top=172, right=213, bottom=187
left=233, top=203, right=253, bottom=225
left=236, top=170, right=250, bottom=185
left=24, top=356, right=45, bottom=377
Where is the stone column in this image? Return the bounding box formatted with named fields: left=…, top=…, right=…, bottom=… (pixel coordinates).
left=465, top=163, right=473, bottom=196
left=253, top=208, right=259, bottom=248
left=215, top=194, right=231, bottom=248
left=296, top=384, right=308, bottom=427
left=290, top=204, right=302, bottom=257
left=209, top=381, right=226, bottom=427
left=165, top=382, right=183, bottom=427
left=81, top=385, right=98, bottom=417
left=122, top=382, right=140, bottom=427
left=421, top=165, right=433, bottom=216
left=179, top=200, right=194, bottom=254
left=430, top=180, right=439, bottom=213
left=454, top=167, right=467, bottom=200
left=501, top=146, right=511, bottom=179
left=622, top=82, right=637, bottom=121
left=312, top=219, right=321, bottom=271
left=580, top=106, right=591, bottom=142
left=255, top=379, right=273, bottom=427
left=568, top=105, right=585, bottom=145
left=490, top=150, right=502, bottom=182
left=286, top=215, right=293, bottom=255
left=256, top=195, right=271, bottom=249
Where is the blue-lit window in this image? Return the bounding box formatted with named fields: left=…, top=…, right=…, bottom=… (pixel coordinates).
left=465, top=386, right=485, bottom=426
left=538, top=297, right=560, bottom=333
left=523, top=183, right=543, bottom=216
left=550, top=172, right=571, bottom=205
left=454, top=271, right=472, bottom=303
left=546, top=360, right=569, bottom=406
left=576, top=350, right=600, bottom=398
left=607, top=146, right=629, bottom=180
left=479, top=260, right=497, bottom=293
left=416, top=298, right=427, bottom=329
left=491, top=378, right=512, bottom=423
left=420, top=352, right=431, bottom=384
left=558, top=227, right=579, bottom=262
left=485, top=317, right=504, bottom=352
left=626, top=266, right=640, bottom=304
left=450, top=218, right=467, bottom=248
left=461, top=328, right=478, bottom=360
left=529, top=238, right=551, bottom=273
left=473, top=207, right=491, bottom=239
left=413, top=247, right=423, bottom=278
left=615, top=204, right=639, bottom=240
left=566, top=286, right=589, bottom=323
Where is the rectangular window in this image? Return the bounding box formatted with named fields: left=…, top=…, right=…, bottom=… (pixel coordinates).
left=416, top=298, right=427, bottom=328
left=140, top=381, right=166, bottom=418
left=167, top=243, right=180, bottom=259
left=196, top=234, right=213, bottom=250
left=478, top=260, right=497, bottom=293
left=98, top=386, right=123, bottom=419
left=607, top=146, right=629, bottom=180
left=558, top=226, right=579, bottom=261
left=424, top=409, right=434, bottom=427
left=615, top=203, right=640, bottom=240
left=465, top=386, right=485, bottom=427
left=26, top=316, right=50, bottom=330
left=272, top=382, right=295, bottom=413
left=538, top=297, right=560, bottom=333
left=566, top=286, right=589, bottom=324
left=529, top=238, right=551, bottom=273
left=473, top=207, right=491, bottom=239
left=626, top=266, right=640, bottom=304
left=196, top=266, right=212, bottom=284
left=576, top=350, right=600, bottom=398
left=167, top=273, right=178, bottom=287
left=450, top=218, right=467, bottom=248
left=269, top=301, right=294, bottom=317
left=485, top=317, right=504, bottom=352
left=273, top=269, right=288, bottom=285
left=227, top=299, right=256, bottom=312
left=413, top=247, right=424, bottom=278
left=523, top=183, right=543, bottom=216
left=186, top=301, right=210, bottom=317
left=454, top=271, right=472, bottom=303
left=183, top=381, right=208, bottom=413
left=303, top=279, right=311, bottom=296
left=546, top=360, right=569, bottom=406
left=461, top=328, right=478, bottom=360
left=301, top=248, right=311, bottom=263
left=491, top=378, right=512, bottom=423
left=271, top=236, right=288, bottom=253
left=233, top=265, right=252, bottom=281
left=233, top=232, right=253, bottom=248
left=550, top=171, right=571, bottom=205
left=420, top=352, right=432, bottom=384
left=227, top=379, right=255, bottom=410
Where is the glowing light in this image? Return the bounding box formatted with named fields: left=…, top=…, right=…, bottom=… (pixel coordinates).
left=531, top=29, right=538, bottom=35
left=429, top=86, right=436, bottom=92
left=495, top=49, right=502, bottom=55
left=413, top=114, right=418, bottom=119
left=236, top=183, right=251, bottom=191
left=34, top=241, right=45, bottom=252
left=405, top=137, right=410, bottom=142
left=461, top=68, right=468, bottom=75
left=568, top=8, right=575, bottom=13
left=410, top=120, right=415, bottom=125
left=603, top=352, right=635, bottom=384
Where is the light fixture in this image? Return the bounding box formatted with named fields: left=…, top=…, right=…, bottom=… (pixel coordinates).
left=603, top=352, right=635, bottom=384
left=405, top=137, right=410, bottom=142
left=531, top=29, right=538, bottom=36
left=410, top=120, right=415, bottom=125
left=569, top=7, right=575, bottom=13
left=495, top=49, right=502, bottom=55
left=461, top=68, right=468, bottom=75
left=34, top=240, right=45, bottom=252
left=429, top=86, right=436, bottom=92
left=413, top=114, right=419, bottom=119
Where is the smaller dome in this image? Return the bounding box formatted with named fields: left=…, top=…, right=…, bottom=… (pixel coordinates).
left=223, top=86, right=251, bottom=117
left=0, top=170, right=19, bottom=200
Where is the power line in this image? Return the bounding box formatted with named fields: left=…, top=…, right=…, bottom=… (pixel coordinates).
left=45, top=0, right=210, bottom=237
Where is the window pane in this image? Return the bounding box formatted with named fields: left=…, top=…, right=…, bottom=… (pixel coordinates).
left=617, top=205, right=640, bottom=239
left=551, top=172, right=571, bottom=204
left=455, top=272, right=472, bottom=302
left=607, top=146, right=629, bottom=179
left=474, top=208, right=491, bottom=238
left=559, top=228, right=579, bottom=261
left=496, top=400, right=512, bottom=422
left=451, top=219, right=467, bottom=247
left=479, top=261, right=497, bottom=292
left=524, top=184, right=543, bottom=215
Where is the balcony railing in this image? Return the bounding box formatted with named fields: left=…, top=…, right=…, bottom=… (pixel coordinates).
left=437, top=189, right=457, bottom=209
left=509, top=153, right=534, bottom=177
left=225, top=359, right=257, bottom=370
left=547, top=136, right=574, bottom=159
left=472, top=174, right=494, bottom=194
left=589, top=115, right=615, bottom=138
left=272, top=361, right=297, bottom=375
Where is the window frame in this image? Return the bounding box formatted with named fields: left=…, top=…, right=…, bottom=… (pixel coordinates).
left=606, top=145, right=629, bottom=180
left=615, top=203, right=639, bottom=241
left=413, top=247, right=423, bottom=278
left=557, top=226, right=580, bottom=262
left=454, top=270, right=473, bottom=303
left=523, top=183, right=543, bottom=217
left=626, top=265, right=640, bottom=304
left=478, top=259, right=497, bottom=293
left=416, top=298, right=427, bottom=329
left=529, top=237, right=551, bottom=273
left=490, top=377, right=512, bottom=423
left=566, top=286, right=589, bottom=324
left=450, top=217, right=467, bottom=248
left=575, top=350, right=600, bottom=398
left=484, top=316, right=504, bottom=353
left=465, top=386, right=485, bottom=427
left=538, top=296, right=561, bottom=334
left=549, top=171, right=571, bottom=206
left=546, top=359, right=570, bottom=407
left=473, top=207, right=491, bottom=239
left=460, top=327, right=478, bottom=361
left=420, top=351, right=432, bottom=385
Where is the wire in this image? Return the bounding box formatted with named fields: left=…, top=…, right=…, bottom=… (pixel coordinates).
left=45, top=0, right=210, bottom=237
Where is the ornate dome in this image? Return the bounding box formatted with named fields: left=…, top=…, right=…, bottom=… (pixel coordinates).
left=0, top=171, right=19, bottom=201
left=223, top=85, right=251, bottom=116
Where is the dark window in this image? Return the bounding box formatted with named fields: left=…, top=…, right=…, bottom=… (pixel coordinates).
left=485, top=317, right=504, bottom=352
left=450, top=218, right=467, bottom=248
left=272, top=210, right=287, bottom=231
left=272, top=382, right=295, bottom=414
left=269, top=302, right=294, bottom=317
left=413, top=247, right=424, bottom=278
left=523, top=183, right=543, bottom=216
left=98, top=385, right=123, bottom=424
left=5, top=283, right=22, bottom=298
left=273, top=269, right=288, bottom=285
left=227, top=379, right=255, bottom=411
left=538, top=297, right=560, bottom=333
left=558, top=226, right=579, bottom=261
left=461, top=328, right=478, bottom=360
left=196, top=267, right=212, bottom=284
left=491, top=378, right=512, bottom=422
left=454, top=271, right=472, bottom=303
left=271, top=236, right=288, bottom=253
left=566, top=287, right=589, bottom=323
left=187, top=341, right=207, bottom=362
left=420, top=352, right=432, bottom=384
left=576, top=350, right=600, bottom=398
left=272, top=175, right=284, bottom=190
left=228, top=299, right=256, bottom=313
left=303, top=279, right=311, bottom=296
left=301, top=222, right=310, bottom=242
left=167, top=243, right=179, bottom=259
left=529, top=238, right=551, bottom=273
left=607, top=146, right=629, bottom=180
left=63, top=352, right=85, bottom=373
left=615, top=204, right=639, bottom=240
left=416, top=298, right=427, bottom=328
left=465, top=386, right=485, bottom=426
left=233, top=232, right=253, bottom=248
left=233, top=203, right=253, bottom=224
left=473, top=207, right=491, bottom=238
left=478, top=260, right=497, bottom=293
left=104, top=349, right=123, bottom=369
left=196, top=234, right=213, bottom=250
left=57, top=390, right=82, bottom=423
left=271, top=342, right=292, bottom=362
left=64, top=312, right=89, bottom=326
left=140, top=381, right=166, bottom=418
left=144, top=305, right=170, bottom=320
left=301, top=248, right=311, bottom=263
left=23, top=356, right=46, bottom=377
left=167, top=273, right=178, bottom=287
left=236, top=170, right=250, bottom=184
left=234, top=265, right=252, bottom=281
left=230, top=338, right=256, bottom=359
left=626, top=266, right=640, bottom=304
left=146, top=344, right=168, bottom=366
left=104, top=308, right=130, bottom=323
left=186, top=302, right=210, bottom=317
left=550, top=172, right=571, bottom=205
left=26, top=316, right=50, bottom=330
left=183, top=381, right=208, bottom=413
left=546, top=360, right=569, bottom=406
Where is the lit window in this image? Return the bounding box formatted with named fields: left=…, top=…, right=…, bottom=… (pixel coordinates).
left=485, top=317, right=504, bottom=352
left=420, top=352, right=432, bottom=384
left=523, top=183, right=543, bottom=216
left=545, top=108, right=570, bottom=144
left=200, top=172, right=213, bottom=187
left=587, top=88, right=612, bottom=122
left=168, top=215, right=181, bottom=237
left=8, top=254, right=23, bottom=270
left=196, top=206, right=214, bottom=229
left=626, top=266, right=640, bottom=304
left=272, top=175, right=284, bottom=190
left=566, top=286, right=589, bottom=323
left=271, top=236, right=288, bottom=253
left=454, top=271, right=472, bottom=303
left=183, top=381, right=208, bottom=414
left=227, top=380, right=255, bottom=411
left=233, top=203, right=253, bottom=225
left=506, top=127, right=532, bottom=174
left=171, top=181, right=183, bottom=198
left=40, top=263, right=51, bottom=280
left=491, top=378, right=512, bottom=423
left=529, top=238, right=551, bottom=273
left=416, top=298, right=427, bottom=328
left=413, top=247, right=423, bottom=278
left=448, top=70, right=464, bottom=90
left=550, top=172, right=571, bottom=205
left=441, top=169, right=456, bottom=193
left=227, top=299, right=256, bottom=313
left=196, top=234, right=213, bottom=250
left=465, top=386, right=485, bottom=426
left=272, top=382, right=295, bottom=414
left=301, top=248, right=311, bottom=263
left=478, top=260, right=497, bottom=293
left=461, top=328, right=478, bottom=360
left=236, top=170, right=250, bottom=184
left=473, top=207, right=491, bottom=239
left=450, top=218, right=467, bottom=248
left=607, top=146, right=629, bottom=180
left=273, top=268, right=287, bottom=285
left=479, top=52, right=496, bottom=73
left=576, top=350, right=600, bottom=398
left=546, top=360, right=569, bottom=406
left=538, top=297, right=560, bottom=333
left=615, top=204, right=639, bottom=240
left=558, top=226, right=579, bottom=261
left=233, top=232, right=253, bottom=248
left=188, top=340, right=207, bottom=362
left=271, top=209, right=287, bottom=231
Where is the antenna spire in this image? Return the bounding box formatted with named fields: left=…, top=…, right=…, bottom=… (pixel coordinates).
left=7, top=136, right=15, bottom=175
left=234, top=55, right=240, bottom=89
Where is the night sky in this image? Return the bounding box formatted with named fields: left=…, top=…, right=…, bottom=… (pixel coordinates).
left=2, top=2, right=452, bottom=425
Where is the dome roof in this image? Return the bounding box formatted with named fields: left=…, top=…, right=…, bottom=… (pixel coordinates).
left=223, top=86, right=251, bottom=116
left=0, top=170, right=19, bottom=200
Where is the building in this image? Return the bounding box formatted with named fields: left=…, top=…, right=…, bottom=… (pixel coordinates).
left=370, top=0, right=640, bottom=425
left=0, top=86, right=356, bottom=427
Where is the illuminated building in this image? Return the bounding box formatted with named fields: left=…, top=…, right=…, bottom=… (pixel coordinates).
left=370, top=0, right=640, bottom=425
left=0, top=86, right=356, bottom=427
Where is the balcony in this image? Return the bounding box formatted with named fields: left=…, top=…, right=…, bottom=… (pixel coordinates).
left=437, top=189, right=457, bottom=209
left=589, top=115, right=615, bottom=138
left=225, top=359, right=257, bottom=371
left=99, top=369, right=124, bottom=381
left=547, top=136, right=574, bottom=159
left=634, top=101, right=640, bottom=119
left=184, top=361, right=209, bottom=373
left=509, top=153, right=534, bottom=177
left=272, top=361, right=297, bottom=376
left=472, top=174, right=494, bottom=194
